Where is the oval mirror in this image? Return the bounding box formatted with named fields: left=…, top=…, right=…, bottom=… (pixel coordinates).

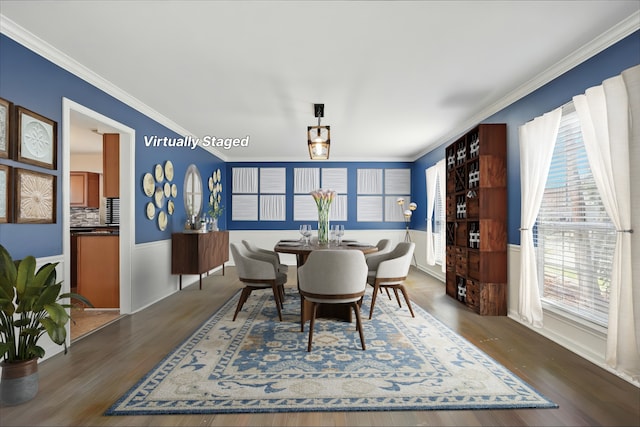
left=183, top=164, right=203, bottom=218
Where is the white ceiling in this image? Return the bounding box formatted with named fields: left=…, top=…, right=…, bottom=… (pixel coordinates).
left=1, top=1, right=638, bottom=161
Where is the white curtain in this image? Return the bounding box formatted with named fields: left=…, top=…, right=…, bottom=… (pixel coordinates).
left=425, top=159, right=446, bottom=270
left=573, top=64, right=639, bottom=380
left=436, top=159, right=446, bottom=272
left=518, top=108, right=562, bottom=328
left=425, top=165, right=438, bottom=265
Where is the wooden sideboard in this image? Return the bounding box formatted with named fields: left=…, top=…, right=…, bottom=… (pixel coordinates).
left=171, top=231, right=229, bottom=290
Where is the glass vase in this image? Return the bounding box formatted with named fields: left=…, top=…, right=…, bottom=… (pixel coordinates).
left=317, top=205, right=330, bottom=245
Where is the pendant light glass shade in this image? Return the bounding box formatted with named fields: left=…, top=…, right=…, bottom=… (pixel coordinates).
left=307, top=125, right=330, bottom=160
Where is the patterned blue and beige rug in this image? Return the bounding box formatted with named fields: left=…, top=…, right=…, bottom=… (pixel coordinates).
left=106, top=289, right=557, bottom=415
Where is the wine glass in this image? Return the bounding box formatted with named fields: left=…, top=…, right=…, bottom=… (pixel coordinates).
left=330, top=225, right=337, bottom=245
left=299, top=224, right=308, bottom=243
left=336, top=225, right=345, bottom=245
left=303, top=224, right=312, bottom=246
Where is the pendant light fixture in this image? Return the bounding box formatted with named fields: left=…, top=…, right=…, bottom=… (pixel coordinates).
left=307, top=103, right=330, bottom=160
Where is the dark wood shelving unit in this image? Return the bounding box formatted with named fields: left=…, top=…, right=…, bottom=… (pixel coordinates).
left=445, top=123, right=507, bottom=315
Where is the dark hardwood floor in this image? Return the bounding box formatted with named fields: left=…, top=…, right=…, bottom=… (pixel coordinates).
left=1, top=266, right=638, bottom=426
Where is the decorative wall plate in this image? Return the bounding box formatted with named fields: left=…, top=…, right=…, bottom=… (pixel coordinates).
left=146, top=202, right=155, bottom=220
left=171, top=183, right=178, bottom=198
left=154, top=187, right=164, bottom=208
left=16, top=107, right=57, bottom=169
left=167, top=200, right=175, bottom=215
left=143, top=173, right=155, bottom=197
left=15, top=168, right=56, bottom=223
left=208, top=176, right=214, bottom=191
left=154, top=164, right=164, bottom=182
left=158, top=210, right=168, bottom=231
left=216, top=169, right=221, bottom=182
left=164, top=182, right=171, bottom=197
left=164, top=160, right=174, bottom=181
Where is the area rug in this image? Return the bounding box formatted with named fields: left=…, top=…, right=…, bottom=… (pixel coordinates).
left=106, top=289, right=557, bottom=415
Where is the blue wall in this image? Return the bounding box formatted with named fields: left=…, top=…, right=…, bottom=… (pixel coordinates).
left=2, top=29, right=638, bottom=259
left=0, top=34, right=224, bottom=259
left=225, top=161, right=414, bottom=231
left=413, top=30, right=640, bottom=245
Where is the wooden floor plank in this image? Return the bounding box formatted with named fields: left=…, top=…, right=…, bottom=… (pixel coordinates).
left=1, top=267, right=638, bottom=426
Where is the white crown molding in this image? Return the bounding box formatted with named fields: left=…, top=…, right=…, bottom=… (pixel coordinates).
left=413, top=10, right=640, bottom=161
left=0, top=14, right=230, bottom=162
left=2, top=10, right=637, bottom=165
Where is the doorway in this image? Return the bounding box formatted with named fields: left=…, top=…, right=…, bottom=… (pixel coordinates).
left=62, top=98, right=134, bottom=342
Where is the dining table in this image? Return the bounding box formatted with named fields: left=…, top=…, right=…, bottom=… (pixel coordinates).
left=274, top=239, right=378, bottom=323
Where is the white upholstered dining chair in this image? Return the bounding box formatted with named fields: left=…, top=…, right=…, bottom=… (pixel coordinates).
left=365, top=242, right=415, bottom=319
left=297, top=249, right=368, bottom=352
left=230, top=243, right=287, bottom=321
left=241, top=240, right=289, bottom=275
left=365, top=239, right=392, bottom=259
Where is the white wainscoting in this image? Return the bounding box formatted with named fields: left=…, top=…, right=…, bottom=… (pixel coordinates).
left=410, top=230, right=616, bottom=383
left=39, top=229, right=622, bottom=384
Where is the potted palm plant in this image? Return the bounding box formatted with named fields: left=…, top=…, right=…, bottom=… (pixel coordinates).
left=0, top=244, right=92, bottom=406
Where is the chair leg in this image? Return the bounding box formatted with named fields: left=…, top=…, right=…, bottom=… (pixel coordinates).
left=393, top=287, right=403, bottom=308
left=368, top=283, right=380, bottom=320
left=307, top=302, right=318, bottom=352
left=399, top=285, right=415, bottom=318
left=385, top=287, right=392, bottom=300
left=271, top=284, right=283, bottom=321
left=233, top=288, right=252, bottom=321
left=352, top=302, right=366, bottom=350
left=300, top=295, right=306, bottom=332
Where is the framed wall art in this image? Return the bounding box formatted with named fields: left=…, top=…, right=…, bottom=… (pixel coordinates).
left=16, top=106, right=57, bottom=169
left=14, top=167, right=57, bottom=224
left=0, top=97, right=11, bottom=159
left=0, top=164, right=11, bottom=223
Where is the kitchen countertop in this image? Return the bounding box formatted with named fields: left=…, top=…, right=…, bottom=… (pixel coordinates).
left=71, top=225, right=119, bottom=235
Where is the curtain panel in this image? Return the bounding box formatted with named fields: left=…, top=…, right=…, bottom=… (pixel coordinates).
left=518, top=108, right=562, bottom=328
left=425, top=165, right=438, bottom=265
left=574, top=64, right=639, bottom=382
left=425, top=159, right=446, bottom=270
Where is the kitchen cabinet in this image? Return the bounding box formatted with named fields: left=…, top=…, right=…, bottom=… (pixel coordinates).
left=171, top=231, right=229, bottom=290
left=75, top=234, right=119, bottom=308
left=70, top=171, right=100, bottom=208
left=102, top=133, right=119, bottom=197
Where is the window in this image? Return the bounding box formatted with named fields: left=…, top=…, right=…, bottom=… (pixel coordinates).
left=535, top=102, right=615, bottom=327
left=433, top=175, right=445, bottom=265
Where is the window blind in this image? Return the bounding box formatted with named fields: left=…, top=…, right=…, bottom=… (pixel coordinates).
left=433, top=176, right=444, bottom=265
left=535, top=102, right=615, bottom=327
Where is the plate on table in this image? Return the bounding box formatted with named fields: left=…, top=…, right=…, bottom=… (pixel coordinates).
left=280, top=239, right=301, bottom=242
left=341, top=239, right=357, bottom=243
left=278, top=242, right=302, bottom=247
left=347, top=242, right=371, bottom=247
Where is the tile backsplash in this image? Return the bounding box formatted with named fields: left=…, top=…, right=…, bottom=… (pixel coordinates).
left=70, top=207, right=101, bottom=226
